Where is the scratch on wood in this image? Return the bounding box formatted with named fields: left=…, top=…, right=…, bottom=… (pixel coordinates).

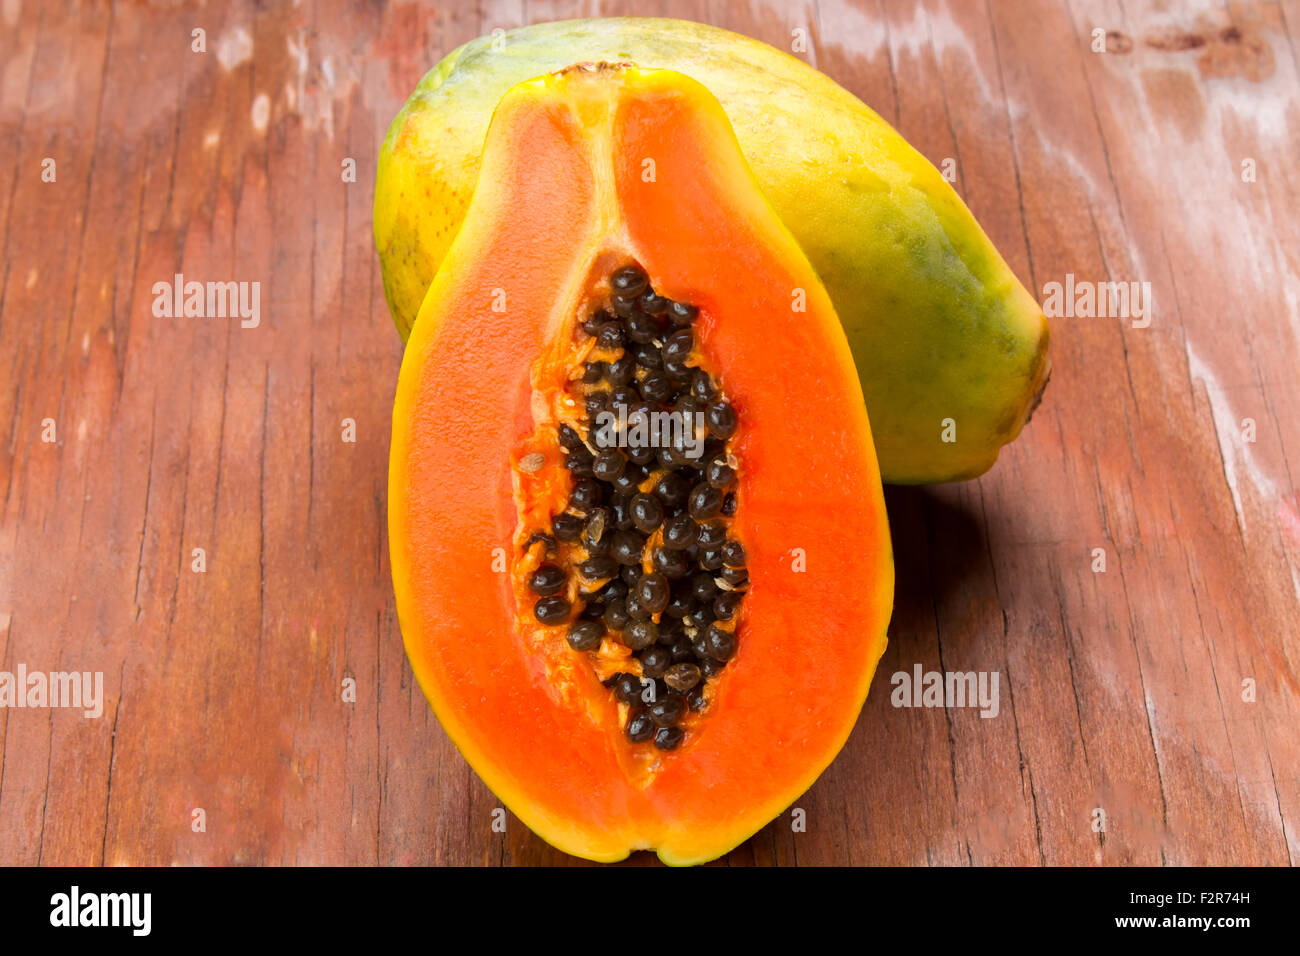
left=99, top=660, right=124, bottom=865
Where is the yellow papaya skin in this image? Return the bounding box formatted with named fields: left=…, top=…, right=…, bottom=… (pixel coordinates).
left=374, top=18, right=1050, bottom=484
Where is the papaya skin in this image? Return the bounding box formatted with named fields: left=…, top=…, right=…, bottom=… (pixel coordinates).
left=389, top=64, right=893, bottom=865
left=375, top=17, right=1050, bottom=485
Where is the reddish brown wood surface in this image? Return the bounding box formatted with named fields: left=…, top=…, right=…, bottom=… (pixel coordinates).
left=1, top=0, right=1297, bottom=866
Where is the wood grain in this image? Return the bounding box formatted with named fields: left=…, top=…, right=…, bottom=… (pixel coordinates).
left=1, top=0, right=1296, bottom=866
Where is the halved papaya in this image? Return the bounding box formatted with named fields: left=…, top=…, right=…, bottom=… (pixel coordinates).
left=388, top=63, right=893, bottom=864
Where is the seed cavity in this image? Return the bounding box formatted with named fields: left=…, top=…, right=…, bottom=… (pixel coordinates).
left=516, top=263, right=747, bottom=754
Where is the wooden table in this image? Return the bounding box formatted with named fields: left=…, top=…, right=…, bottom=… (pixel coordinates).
left=2, top=0, right=1297, bottom=866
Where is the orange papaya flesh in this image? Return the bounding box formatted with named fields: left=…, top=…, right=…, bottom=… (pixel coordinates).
left=388, top=63, right=894, bottom=865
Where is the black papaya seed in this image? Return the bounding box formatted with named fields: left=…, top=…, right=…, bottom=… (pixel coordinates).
left=566, top=619, right=604, bottom=651
left=654, top=726, right=685, bottom=750
left=613, top=674, right=644, bottom=705
left=626, top=709, right=655, bottom=743
left=649, top=695, right=686, bottom=727
left=528, top=563, right=566, bottom=596
left=639, top=645, right=671, bottom=679
left=534, top=596, right=570, bottom=626
left=664, top=662, right=701, bottom=692
left=611, top=265, right=648, bottom=298
left=706, top=624, right=737, bottom=662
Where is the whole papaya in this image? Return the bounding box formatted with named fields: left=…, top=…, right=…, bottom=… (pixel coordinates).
left=374, top=17, right=1050, bottom=483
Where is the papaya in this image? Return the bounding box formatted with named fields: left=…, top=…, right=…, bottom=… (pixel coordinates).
left=388, top=63, right=893, bottom=864
left=375, top=17, right=1050, bottom=484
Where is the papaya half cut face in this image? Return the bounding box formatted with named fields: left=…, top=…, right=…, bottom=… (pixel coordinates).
left=388, top=63, right=894, bottom=865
